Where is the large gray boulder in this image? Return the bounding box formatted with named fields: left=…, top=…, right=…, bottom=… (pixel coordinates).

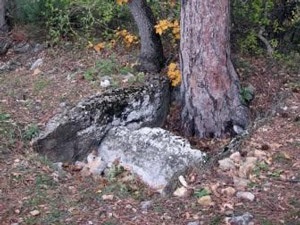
left=32, top=75, right=170, bottom=162
left=99, top=126, right=207, bottom=194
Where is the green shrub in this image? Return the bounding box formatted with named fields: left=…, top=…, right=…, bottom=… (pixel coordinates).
left=9, top=0, right=131, bottom=44
left=231, top=0, right=300, bottom=55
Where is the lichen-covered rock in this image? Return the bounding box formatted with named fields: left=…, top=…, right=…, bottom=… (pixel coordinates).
left=98, top=126, right=207, bottom=194
left=32, top=74, right=170, bottom=162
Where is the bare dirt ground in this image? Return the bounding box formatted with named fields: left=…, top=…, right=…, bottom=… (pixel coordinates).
left=0, top=42, right=299, bottom=225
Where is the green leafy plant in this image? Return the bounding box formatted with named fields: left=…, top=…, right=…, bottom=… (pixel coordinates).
left=23, top=124, right=39, bottom=140
left=240, top=86, right=254, bottom=104
left=253, top=162, right=269, bottom=176
left=194, top=188, right=210, bottom=198
left=268, top=169, right=283, bottom=178
left=107, top=164, right=125, bottom=181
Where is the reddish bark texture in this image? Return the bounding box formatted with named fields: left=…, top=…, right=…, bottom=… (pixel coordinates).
left=180, top=0, right=249, bottom=138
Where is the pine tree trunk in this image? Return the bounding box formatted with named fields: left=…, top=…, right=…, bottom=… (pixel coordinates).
left=128, top=0, right=165, bottom=72
left=180, top=0, right=249, bottom=138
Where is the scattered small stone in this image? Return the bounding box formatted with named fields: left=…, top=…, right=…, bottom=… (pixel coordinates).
left=187, top=221, right=200, bottom=225
left=221, top=187, right=236, bottom=197
left=32, top=43, right=46, bottom=53
left=14, top=209, right=20, bottom=214
left=197, top=196, right=214, bottom=206
left=233, top=125, right=245, bottom=135
left=230, top=152, right=242, bottom=163
left=218, top=158, right=236, bottom=171
left=173, top=186, right=193, bottom=198
left=80, top=152, right=107, bottom=177
left=224, top=210, right=234, bottom=216
left=30, top=58, right=43, bottom=70
left=102, top=194, right=114, bottom=201
left=52, top=162, right=63, bottom=171
left=233, top=177, right=250, bottom=190
left=30, top=210, right=40, bottom=216
left=0, top=60, right=21, bottom=73
left=161, top=213, right=172, bottom=220
left=100, top=79, right=111, bottom=88
left=227, top=212, right=253, bottom=225
left=140, top=200, right=153, bottom=211
left=236, top=191, right=255, bottom=201
left=13, top=42, right=31, bottom=54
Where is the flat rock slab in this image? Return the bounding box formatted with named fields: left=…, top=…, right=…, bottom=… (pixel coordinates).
left=32, top=75, right=170, bottom=162
left=98, top=126, right=207, bottom=194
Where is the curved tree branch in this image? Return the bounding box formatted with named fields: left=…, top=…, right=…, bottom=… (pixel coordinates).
left=258, top=27, right=274, bottom=57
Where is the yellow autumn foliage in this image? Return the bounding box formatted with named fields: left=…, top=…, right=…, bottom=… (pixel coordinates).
left=116, top=0, right=128, bottom=5
left=115, top=29, right=139, bottom=47
left=168, top=0, right=176, bottom=7
left=155, top=19, right=180, bottom=40
left=93, top=42, right=105, bottom=52
left=167, top=62, right=181, bottom=86
left=87, top=41, right=106, bottom=52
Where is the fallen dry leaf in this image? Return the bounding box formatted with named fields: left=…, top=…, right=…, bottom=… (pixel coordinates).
left=30, top=210, right=40, bottom=216
left=33, top=68, right=42, bottom=75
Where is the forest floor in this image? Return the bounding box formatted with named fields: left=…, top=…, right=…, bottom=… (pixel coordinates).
left=0, top=40, right=299, bottom=225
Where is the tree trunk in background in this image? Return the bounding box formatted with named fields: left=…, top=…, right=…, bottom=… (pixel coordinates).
left=128, top=0, right=165, bottom=73
left=0, top=0, right=10, bottom=56
left=0, top=0, right=7, bottom=32
left=180, top=0, right=249, bottom=138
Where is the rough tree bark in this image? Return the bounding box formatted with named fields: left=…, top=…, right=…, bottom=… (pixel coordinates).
left=0, top=0, right=10, bottom=56
left=128, top=0, right=165, bottom=72
left=0, top=0, right=7, bottom=32
left=180, top=0, right=249, bottom=138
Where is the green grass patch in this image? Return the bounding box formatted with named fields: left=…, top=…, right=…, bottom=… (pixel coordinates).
left=33, top=78, right=50, bottom=92
left=82, top=55, right=135, bottom=83
left=0, top=111, right=22, bottom=152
